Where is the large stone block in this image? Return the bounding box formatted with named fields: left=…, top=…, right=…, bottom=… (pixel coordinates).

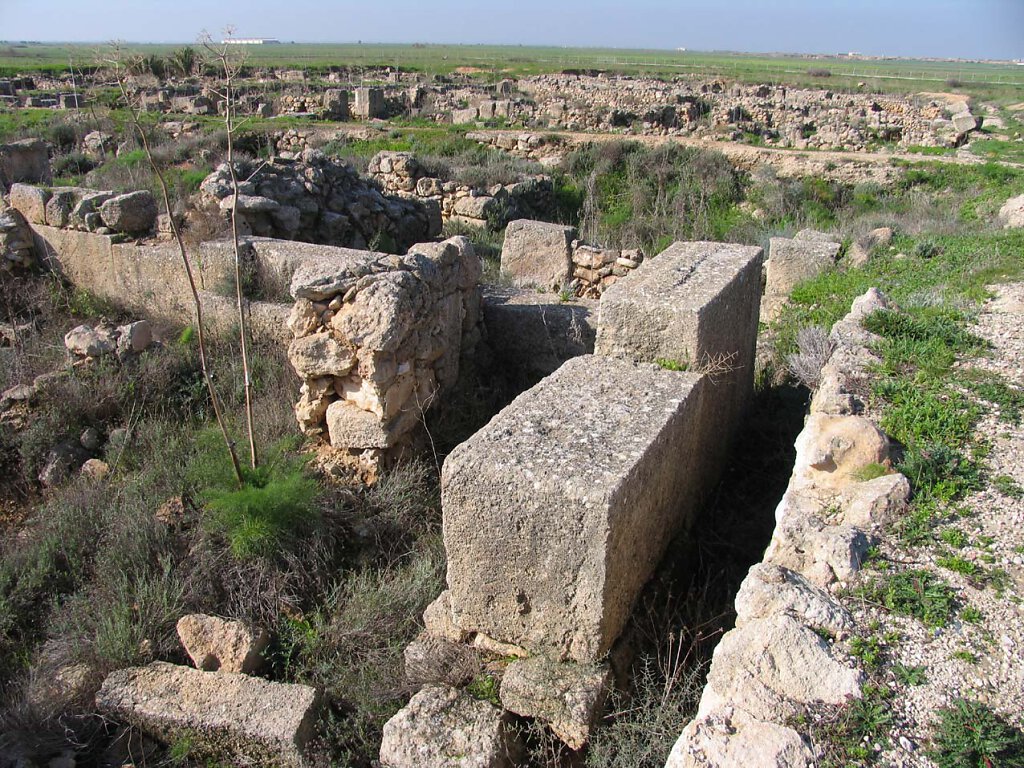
left=9, top=182, right=51, bottom=225
left=761, top=236, right=840, bottom=321
left=500, top=219, right=577, bottom=291
left=95, top=662, right=321, bottom=767
left=442, top=355, right=708, bottom=662
left=0, top=139, right=51, bottom=189
left=595, top=240, right=763, bottom=447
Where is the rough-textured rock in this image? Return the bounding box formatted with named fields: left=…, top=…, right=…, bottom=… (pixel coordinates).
left=443, top=355, right=708, bottom=661
left=0, top=138, right=51, bottom=189
left=734, top=563, right=852, bottom=636
left=64, top=323, right=116, bottom=357
left=848, top=227, right=894, bottom=267
left=499, top=656, right=611, bottom=750
left=595, top=240, right=763, bottom=457
left=700, top=615, right=862, bottom=722
left=100, top=190, right=158, bottom=234
left=422, top=590, right=470, bottom=643
left=380, top=685, right=515, bottom=768
left=762, top=236, right=842, bottom=321
left=96, top=662, right=321, bottom=767
left=766, top=515, right=872, bottom=587
left=176, top=614, right=270, bottom=674
left=666, top=706, right=814, bottom=768
left=998, top=194, right=1024, bottom=229
left=115, top=320, right=153, bottom=355
left=403, top=632, right=481, bottom=686
left=80, top=458, right=110, bottom=480
left=499, top=219, right=577, bottom=290
left=288, top=332, right=356, bottom=378
left=0, top=206, right=35, bottom=269
left=9, top=182, right=51, bottom=225
left=39, top=440, right=90, bottom=487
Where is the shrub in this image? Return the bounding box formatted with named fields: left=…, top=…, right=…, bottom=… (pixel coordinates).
left=786, top=325, right=834, bottom=388
left=52, top=151, right=97, bottom=179
left=928, top=699, right=1024, bottom=768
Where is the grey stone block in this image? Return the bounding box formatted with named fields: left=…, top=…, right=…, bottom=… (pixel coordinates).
left=762, top=236, right=840, bottom=322
left=500, top=219, right=577, bottom=291
left=442, top=355, right=708, bottom=662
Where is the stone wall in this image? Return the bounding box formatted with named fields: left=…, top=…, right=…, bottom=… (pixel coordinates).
left=285, top=236, right=482, bottom=480
left=367, top=151, right=553, bottom=230
left=198, top=150, right=439, bottom=251
left=664, top=288, right=911, bottom=767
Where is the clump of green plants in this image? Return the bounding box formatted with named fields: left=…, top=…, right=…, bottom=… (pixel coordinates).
left=795, top=683, right=893, bottom=767
left=928, top=699, right=1024, bottom=768
left=858, top=569, right=956, bottom=628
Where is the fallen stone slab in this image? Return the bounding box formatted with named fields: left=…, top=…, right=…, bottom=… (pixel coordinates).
left=500, top=219, right=577, bottom=291
left=443, top=355, right=708, bottom=662
left=762, top=236, right=841, bottom=322
left=499, top=655, right=610, bottom=750
left=96, top=662, right=321, bottom=767
left=380, top=685, right=516, bottom=768
left=176, top=614, right=269, bottom=674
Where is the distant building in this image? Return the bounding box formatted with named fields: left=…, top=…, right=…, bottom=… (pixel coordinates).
left=221, top=38, right=281, bottom=45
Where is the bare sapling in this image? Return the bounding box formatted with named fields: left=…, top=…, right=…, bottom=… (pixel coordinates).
left=106, top=43, right=244, bottom=486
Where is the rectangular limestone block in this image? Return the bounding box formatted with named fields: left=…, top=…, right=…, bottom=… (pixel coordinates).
left=96, top=662, right=321, bottom=767
left=500, top=219, right=577, bottom=291
left=761, top=236, right=841, bottom=322
left=594, top=240, right=763, bottom=446
left=442, top=355, right=708, bottom=662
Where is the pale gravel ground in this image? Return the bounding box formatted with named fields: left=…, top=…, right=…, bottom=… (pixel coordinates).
left=842, top=282, right=1024, bottom=767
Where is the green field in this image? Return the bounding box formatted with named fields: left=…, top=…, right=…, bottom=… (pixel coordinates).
left=3, top=41, right=1024, bottom=97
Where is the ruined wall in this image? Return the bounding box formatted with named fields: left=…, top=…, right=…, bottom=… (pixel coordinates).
left=285, top=236, right=482, bottom=480
left=664, top=288, right=911, bottom=767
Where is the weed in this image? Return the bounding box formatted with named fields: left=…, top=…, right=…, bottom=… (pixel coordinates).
left=939, top=528, right=969, bottom=549
left=855, top=463, right=891, bottom=482
left=466, top=674, right=501, bottom=706
left=936, top=555, right=980, bottom=578
left=655, top=357, right=689, bottom=372
left=798, top=683, right=893, bottom=767
left=992, top=474, right=1023, bottom=499
left=849, top=635, right=887, bottom=671
left=892, top=663, right=927, bottom=687
left=786, top=325, right=834, bottom=389
left=951, top=650, right=980, bottom=665
left=928, top=699, right=1024, bottom=768
left=960, top=606, right=983, bottom=624
left=859, top=569, right=956, bottom=628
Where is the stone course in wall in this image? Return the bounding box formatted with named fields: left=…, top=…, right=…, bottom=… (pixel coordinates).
left=368, top=151, right=553, bottom=230
left=285, top=235, right=481, bottom=480
left=664, top=287, right=911, bottom=767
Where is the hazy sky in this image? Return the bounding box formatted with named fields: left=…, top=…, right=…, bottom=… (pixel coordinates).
left=1, top=0, right=1021, bottom=60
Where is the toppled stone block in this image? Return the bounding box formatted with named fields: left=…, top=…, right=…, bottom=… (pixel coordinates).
left=762, top=236, right=841, bottom=322
left=176, top=614, right=270, bottom=674
left=443, top=355, right=708, bottom=662
left=0, top=138, right=51, bottom=188
left=699, top=615, right=862, bottom=723
left=100, top=190, right=158, bottom=234
left=404, top=632, right=481, bottom=686
left=452, top=194, right=498, bottom=223
left=734, top=563, right=852, bottom=636
left=380, top=685, right=516, bottom=768
left=595, top=240, right=763, bottom=458
left=115, top=320, right=153, bottom=356
left=499, top=219, right=576, bottom=290
left=666, top=706, right=814, bottom=768
left=499, top=656, right=611, bottom=750
left=64, top=323, right=116, bottom=357
left=96, top=662, right=321, bottom=767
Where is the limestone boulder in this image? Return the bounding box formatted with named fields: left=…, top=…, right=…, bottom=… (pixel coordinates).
left=64, top=324, right=116, bottom=357
left=380, top=685, right=516, bottom=768
left=9, top=182, right=50, bottom=225
left=116, top=320, right=153, bottom=355
left=176, top=614, right=270, bottom=674
left=0, top=138, right=51, bottom=188
left=100, top=190, right=158, bottom=234
left=998, top=194, right=1024, bottom=229
left=499, top=656, right=611, bottom=750
left=766, top=515, right=871, bottom=587
left=499, top=219, right=576, bottom=291
left=734, top=563, right=852, bottom=636
left=762, top=236, right=841, bottom=322
left=452, top=194, right=498, bottom=222
left=288, top=332, right=356, bottom=378
left=423, top=590, right=470, bottom=643
left=666, top=706, right=814, bottom=768
left=96, top=662, right=321, bottom=767
left=700, top=615, right=862, bottom=722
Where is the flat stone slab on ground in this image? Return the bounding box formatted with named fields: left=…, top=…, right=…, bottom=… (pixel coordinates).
left=96, top=662, right=321, bottom=767
left=443, top=354, right=708, bottom=662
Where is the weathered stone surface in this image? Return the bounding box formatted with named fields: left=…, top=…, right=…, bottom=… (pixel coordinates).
left=80, top=458, right=110, bottom=480
left=380, top=685, right=515, bottom=768
left=96, top=662, right=321, bottom=767
left=700, top=615, right=862, bottom=722
left=766, top=515, right=871, bottom=587
left=443, top=355, right=708, bottom=661
left=998, top=194, right=1024, bottom=229
left=843, top=472, right=910, bottom=529
left=176, top=614, right=270, bottom=674
left=482, top=287, right=596, bottom=383
left=762, top=236, right=841, bottom=321
left=403, top=631, right=481, bottom=686
left=595, top=240, right=763, bottom=455
left=100, top=190, right=158, bottom=234
left=288, top=332, right=356, bottom=378
left=9, top=182, right=51, bottom=225
left=666, top=706, right=814, bottom=768
left=499, top=219, right=577, bottom=290
left=734, top=563, right=852, bottom=636
left=325, top=398, right=396, bottom=449
left=499, top=656, right=611, bottom=750
left=847, top=227, right=893, bottom=267
left=115, top=320, right=153, bottom=355
left=0, top=139, right=51, bottom=188
left=64, top=323, right=115, bottom=357
left=423, top=590, right=470, bottom=643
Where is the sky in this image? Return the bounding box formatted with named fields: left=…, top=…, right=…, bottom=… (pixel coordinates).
left=1, top=0, right=1021, bottom=60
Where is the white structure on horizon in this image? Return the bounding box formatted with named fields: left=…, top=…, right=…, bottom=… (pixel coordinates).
left=221, top=38, right=281, bottom=45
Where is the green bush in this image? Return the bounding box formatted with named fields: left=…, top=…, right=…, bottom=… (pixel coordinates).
left=929, top=699, right=1024, bottom=768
